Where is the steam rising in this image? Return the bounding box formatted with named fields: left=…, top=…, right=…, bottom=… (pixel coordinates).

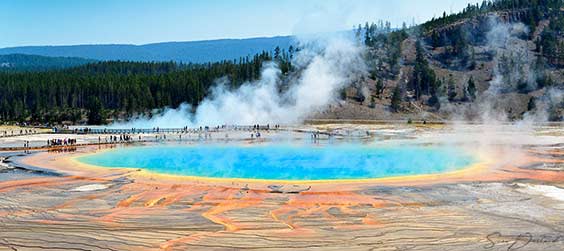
left=486, top=19, right=533, bottom=95
left=114, top=36, right=365, bottom=128
left=443, top=16, right=562, bottom=169
left=457, top=16, right=562, bottom=123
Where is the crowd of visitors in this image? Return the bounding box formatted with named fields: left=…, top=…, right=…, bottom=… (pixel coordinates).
left=48, top=138, right=77, bottom=146
left=1, top=129, right=39, bottom=137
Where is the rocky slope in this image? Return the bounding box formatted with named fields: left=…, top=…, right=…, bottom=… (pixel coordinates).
left=321, top=9, right=564, bottom=122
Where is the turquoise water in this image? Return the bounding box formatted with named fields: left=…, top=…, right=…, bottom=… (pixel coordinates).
left=77, top=144, right=476, bottom=181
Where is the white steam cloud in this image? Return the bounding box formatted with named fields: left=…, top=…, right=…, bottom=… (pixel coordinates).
left=113, top=36, right=366, bottom=128
left=485, top=17, right=533, bottom=95
left=451, top=15, right=562, bottom=123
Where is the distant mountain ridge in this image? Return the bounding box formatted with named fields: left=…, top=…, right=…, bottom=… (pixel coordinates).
left=0, top=36, right=296, bottom=63
left=0, top=54, right=96, bottom=72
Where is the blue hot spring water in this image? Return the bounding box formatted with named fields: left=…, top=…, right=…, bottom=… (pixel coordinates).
left=77, top=144, right=476, bottom=181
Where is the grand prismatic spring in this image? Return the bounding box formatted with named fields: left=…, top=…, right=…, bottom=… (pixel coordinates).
left=77, top=145, right=476, bottom=181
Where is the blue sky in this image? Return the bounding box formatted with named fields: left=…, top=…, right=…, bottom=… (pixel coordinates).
left=0, top=0, right=482, bottom=48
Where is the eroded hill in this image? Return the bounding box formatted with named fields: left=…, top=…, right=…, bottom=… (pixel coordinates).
left=321, top=2, right=564, bottom=122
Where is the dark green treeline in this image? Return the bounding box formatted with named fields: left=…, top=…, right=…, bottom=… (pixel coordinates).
left=0, top=48, right=295, bottom=123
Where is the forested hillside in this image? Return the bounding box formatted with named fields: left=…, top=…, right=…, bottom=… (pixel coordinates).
left=329, top=0, right=563, bottom=122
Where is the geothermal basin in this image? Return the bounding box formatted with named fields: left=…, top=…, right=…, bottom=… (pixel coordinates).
left=77, top=144, right=476, bottom=181
left=1, top=123, right=563, bottom=250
